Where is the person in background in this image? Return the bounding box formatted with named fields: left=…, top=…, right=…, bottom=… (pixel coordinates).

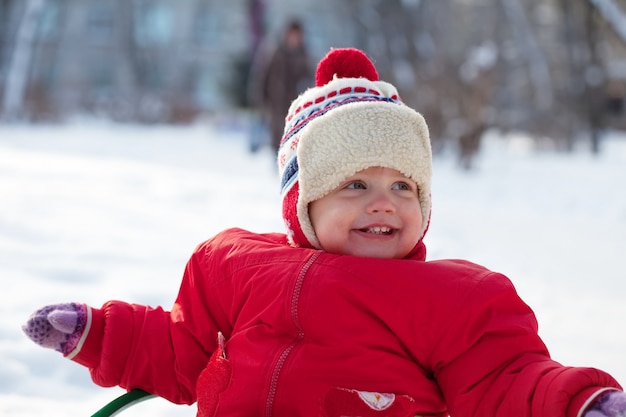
left=22, top=48, right=626, bottom=417
left=261, top=19, right=311, bottom=155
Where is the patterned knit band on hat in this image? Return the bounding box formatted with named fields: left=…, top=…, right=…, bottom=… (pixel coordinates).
left=278, top=47, right=432, bottom=250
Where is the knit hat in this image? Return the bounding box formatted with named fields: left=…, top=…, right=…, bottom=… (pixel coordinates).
left=278, top=47, right=432, bottom=250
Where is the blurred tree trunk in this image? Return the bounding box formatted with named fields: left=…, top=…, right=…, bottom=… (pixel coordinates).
left=585, top=0, right=626, bottom=152
left=560, top=0, right=607, bottom=154
left=583, top=0, right=606, bottom=154
left=0, top=1, right=20, bottom=83
left=112, top=0, right=139, bottom=121
left=52, top=0, right=88, bottom=117
left=500, top=0, right=553, bottom=112
left=588, top=0, right=626, bottom=43
left=2, top=0, right=45, bottom=120
left=164, top=2, right=199, bottom=122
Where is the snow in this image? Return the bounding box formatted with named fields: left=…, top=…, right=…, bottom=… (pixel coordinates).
left=1, top=120, right=625, bottom=416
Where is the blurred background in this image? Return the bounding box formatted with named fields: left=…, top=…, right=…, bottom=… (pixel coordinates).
left=1, top=0, right=625, bottom=160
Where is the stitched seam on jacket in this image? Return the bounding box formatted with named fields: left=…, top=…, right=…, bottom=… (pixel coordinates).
left=265, top=251, right=321, bottom=417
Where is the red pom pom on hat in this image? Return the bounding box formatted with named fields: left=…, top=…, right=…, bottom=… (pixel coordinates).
left=315, top=47, right=379, bottom=86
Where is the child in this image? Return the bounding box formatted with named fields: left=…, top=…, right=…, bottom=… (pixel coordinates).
left=23, top=48, right=626, bottom=417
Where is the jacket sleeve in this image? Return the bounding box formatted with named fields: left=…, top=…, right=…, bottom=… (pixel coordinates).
left=432, top=271, right=622, bottom=417
left=67, top=238, right=231, bottom=405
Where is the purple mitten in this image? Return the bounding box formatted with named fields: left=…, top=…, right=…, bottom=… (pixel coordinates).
left=585, top=391, right=626, bottom=417
left=22, top=302, right=88, bottom=355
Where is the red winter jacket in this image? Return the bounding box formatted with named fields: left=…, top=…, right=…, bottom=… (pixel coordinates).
left=70, top=228, right=621, bottom=417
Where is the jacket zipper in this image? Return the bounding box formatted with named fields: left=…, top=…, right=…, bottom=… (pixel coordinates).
left=264, top=251, right=320, bottom=416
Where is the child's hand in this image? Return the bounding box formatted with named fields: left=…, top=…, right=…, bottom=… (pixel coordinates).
left=22, top=302, right=88, bottom=355
left=585, top=391, right=626, bottom=417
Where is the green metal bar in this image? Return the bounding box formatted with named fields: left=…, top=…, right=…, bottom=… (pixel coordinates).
left=91, top=389, right=156, bottom=417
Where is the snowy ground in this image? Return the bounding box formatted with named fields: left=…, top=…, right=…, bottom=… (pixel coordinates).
left=1, top=120, right=625, bottom=416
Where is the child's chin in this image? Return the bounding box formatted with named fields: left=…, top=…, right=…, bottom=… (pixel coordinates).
left=347, top=247, right=399, bottom=259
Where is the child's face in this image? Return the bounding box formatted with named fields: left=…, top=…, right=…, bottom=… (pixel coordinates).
left=308, top=167, right=423, bottom=259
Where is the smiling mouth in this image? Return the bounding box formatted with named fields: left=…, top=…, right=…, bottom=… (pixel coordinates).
left=360, top=226, right=393, bottom=235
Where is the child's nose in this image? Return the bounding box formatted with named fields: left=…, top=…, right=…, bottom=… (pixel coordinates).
left=366, top=191, right=396, bottom=214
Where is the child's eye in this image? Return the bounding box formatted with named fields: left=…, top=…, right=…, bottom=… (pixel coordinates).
left=392, top=182, right=413, bottom=191
left=345, top=181, right=366, bottom=190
